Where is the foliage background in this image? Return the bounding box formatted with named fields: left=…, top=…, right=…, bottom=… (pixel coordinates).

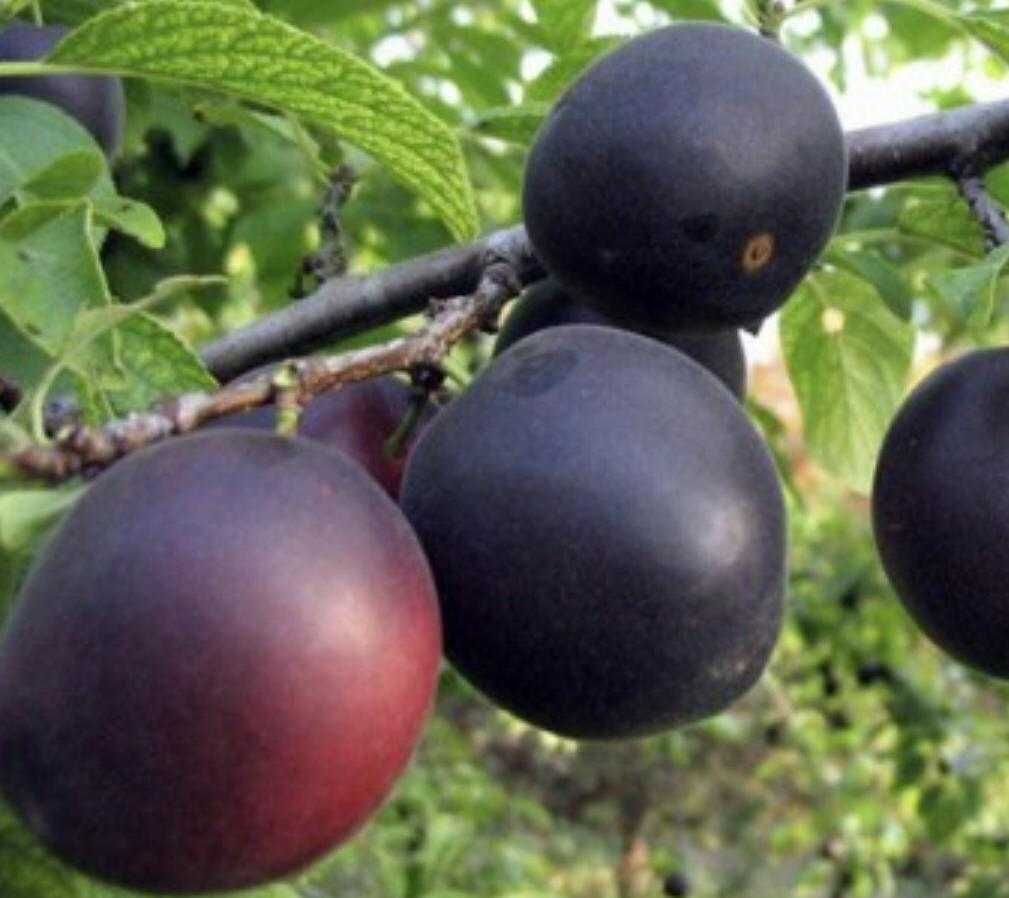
left=3, top=0, right=1009, bottom=896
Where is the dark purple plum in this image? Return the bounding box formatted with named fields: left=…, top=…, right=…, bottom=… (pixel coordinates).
left=0, top=23, right=125, bottom=159
left=0, top=429, right=442, bottom=893
left=495, top=279, right=747, bottom=398
left=402, top=324, right=786, bottom=739
left=873, top=349, right=1009, bottom=677
left=523, top=23, right=846, bottom=332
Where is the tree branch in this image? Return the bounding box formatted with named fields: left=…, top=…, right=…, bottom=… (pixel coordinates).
left=6, top=259, right=521, bottom=483
left=846, top=98, right=1009, bottom=191
left=202, top=98, right=1009, bottom=381
left=202, top=225, right=544, bottom=383
left=956, top=173, right=1009, bottom=250
left=9, top=98, right=1009, bottom=483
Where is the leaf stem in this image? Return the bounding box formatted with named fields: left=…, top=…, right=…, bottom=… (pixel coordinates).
left=0, top=62, right=86, bottom=77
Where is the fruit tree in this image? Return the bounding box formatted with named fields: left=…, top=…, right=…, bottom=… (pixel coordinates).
left=2, top=2, right=1009, bottom=897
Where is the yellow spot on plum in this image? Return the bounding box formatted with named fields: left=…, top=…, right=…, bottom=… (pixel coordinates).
left=741, top=233, right=775, bottom=274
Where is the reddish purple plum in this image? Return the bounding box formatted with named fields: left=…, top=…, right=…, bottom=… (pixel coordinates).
left=211, top=376, right=435, bottom=499
left=0, top=429, right=442, bottom=894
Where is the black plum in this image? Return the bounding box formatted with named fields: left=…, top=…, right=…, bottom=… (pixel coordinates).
left=495, top=279, right=747, bottom=399
left=0, top=23, right=125, bottom=158
left=402, top=325, right=786, bottom=740
left=209, top=375, right=436, bottom=499
left=873, top=349, right=1009, bottom=677
left=0, top=430, right=442, bottom=894
left=523, top=23, right=846, bottom=332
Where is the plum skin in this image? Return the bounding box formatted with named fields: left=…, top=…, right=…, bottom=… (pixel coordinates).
left=208, top=375, right=434, bottom=499
left=495, top=278, right=747, bottom=399
left=523, top=23, right=847, bottom=332
left=0, top=430, right=442, bottom=894
left=0, top=23, right=125, bottom=159
left=403, top=324, right=786, bottom=740
left=872, top=348, right=1009, bottom=677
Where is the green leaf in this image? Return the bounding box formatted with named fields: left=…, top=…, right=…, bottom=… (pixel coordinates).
left=19, top=150, right=105, bottom=201
left=0, top=202, right=108, bottom=360
left=0, top=309, right=51, bottom=414
left=472, top=102, right=550, bottom=146
left=892, top=742, right=930, bottom=790
left=122, top=81, right=214, bottom=165
left=780, top=269, right=915, bottom=494
left=0, top=202, right=77, bottom=240
left=0, top=200, right=109, bottom=433
left=80, top=311, right=217, bottom=416
left=826, top=247, right=913, bottom=321
left=231, top=198, right=317, bottom=298
left=525, top=37, right=619, bottom=103
left=648, top=0, right=725, bottom=20
left=0, top=422, right=30, bottom=455
left=0, top=97, right=115, bottom=207
left=898, top=189, right=986, bottom=257
left=0, top=205, right=212, bottom=426
left=928, top=244, right=1009, bottom=331
left=959, top=12, right=1009, bottom=64
left=41, top=0, right=256, bottom=25
left=92, top=197, right=166, bottom=249
left=918, top=781, right=969, bottom=842
left=987, top=160, right=1009, bottom=207
left=194, top=103, right=328, bottom=177
left=0, top=485, right=83, bottom=573
left=531, top=0, right=596, bottom=52
left=50, top=0, right=478, bottom=240
left=33, top=276, right=220, bottom=421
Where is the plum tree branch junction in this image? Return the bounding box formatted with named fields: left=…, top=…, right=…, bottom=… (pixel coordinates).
left=202, top=97, right=1009, bottom=382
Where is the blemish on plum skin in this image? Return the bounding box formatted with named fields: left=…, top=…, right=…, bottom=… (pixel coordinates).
left=741, top=233, right=775, bottom=275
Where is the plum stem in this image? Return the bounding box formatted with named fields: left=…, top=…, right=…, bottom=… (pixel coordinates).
left=272, top=365, right=304, bottom=437
left=383, top=390, right=432, bottom=462
left=751, top=0, right=785, bottom=41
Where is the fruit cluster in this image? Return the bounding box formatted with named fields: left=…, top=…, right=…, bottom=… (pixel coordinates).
left=0, top=21, right=849, bottom=896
